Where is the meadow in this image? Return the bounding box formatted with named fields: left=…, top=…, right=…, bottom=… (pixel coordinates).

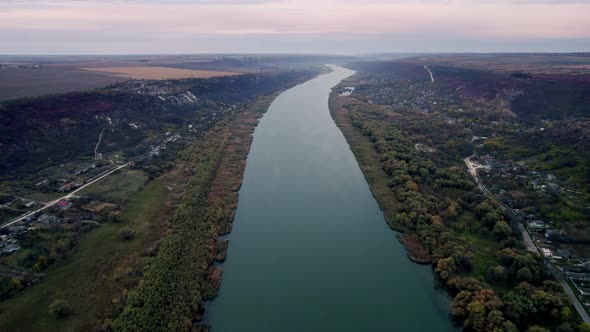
left=0, top=180, right=170, bottom=331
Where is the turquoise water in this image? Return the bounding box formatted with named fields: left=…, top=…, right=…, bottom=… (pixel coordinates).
left=207, top=65, right=456, bottom=331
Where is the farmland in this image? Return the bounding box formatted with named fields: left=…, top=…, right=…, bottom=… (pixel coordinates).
left=79, top=66, right=238, bottom=80
left=0, top=54, right=355, bottom=101
left=0, top=68, right=120, bottom=101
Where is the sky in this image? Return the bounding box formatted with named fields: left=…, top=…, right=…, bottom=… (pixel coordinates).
left=0, top=0, right=589, bottom=54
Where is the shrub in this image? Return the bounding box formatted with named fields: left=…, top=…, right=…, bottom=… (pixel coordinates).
left=119, top=227, right=135, bottom=241
left=49, top=299, right=72, bottom=319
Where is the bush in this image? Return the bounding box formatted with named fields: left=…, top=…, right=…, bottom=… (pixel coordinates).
left=119, top=227, right=135, bottom=241
left=49, top=299, right=72, bottom=319
left=108, top=211, right=122, bottom=223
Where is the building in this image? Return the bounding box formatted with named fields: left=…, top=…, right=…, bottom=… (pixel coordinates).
left=529, top=220, right=546, bottom=231
left=3, top=244, right=21, bottom=253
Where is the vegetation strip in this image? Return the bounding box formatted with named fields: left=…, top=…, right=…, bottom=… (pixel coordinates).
left=112, top=95, right=277, bottom=331
left=329, top=81, right=584, bottom=331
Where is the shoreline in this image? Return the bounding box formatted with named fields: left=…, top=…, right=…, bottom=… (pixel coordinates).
left=328, top=91, right=435, bottom=263
left=195, top=93, right=287, bottom=331
left=199, top=71, right=329, bottom=329
left=328, top=92, right=405, bottom=232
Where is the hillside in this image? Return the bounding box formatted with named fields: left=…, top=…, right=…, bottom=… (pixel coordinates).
left=0, top=71, right=315, bottom=179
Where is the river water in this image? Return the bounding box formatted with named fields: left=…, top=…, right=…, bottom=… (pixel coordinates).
left=207, top=65, right=456, bottom=331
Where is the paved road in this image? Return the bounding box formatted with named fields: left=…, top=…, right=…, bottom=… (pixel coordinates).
left=547, top=263, right=590, bottom=323
left=464, top=155, right=590, bottom=323
left=464, top=156, right=537, bottom=253
left=424, top=65, right=434, bottom=82
left=0, top=162, right=129, bottom=229
left=94, top=128, right=106, bottom=160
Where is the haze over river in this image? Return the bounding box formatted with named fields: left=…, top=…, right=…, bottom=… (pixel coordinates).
left=208, top=65, right=456, bottom=331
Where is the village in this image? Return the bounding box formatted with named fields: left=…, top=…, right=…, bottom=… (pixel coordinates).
left=470, top=151, right=590, bottom=313
left=346, top=66, right=590, bottom=319
left=0, top=81, right=253, bottom=303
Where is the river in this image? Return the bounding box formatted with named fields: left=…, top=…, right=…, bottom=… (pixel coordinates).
left=207, top=65, right=456, bottom=331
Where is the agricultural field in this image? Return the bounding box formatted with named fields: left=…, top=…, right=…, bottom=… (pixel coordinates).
left=411, top=53, right=590, bottom=76
left=0, top=54, right=354, bottom=101
left=79, top=66, right=238, bottom=80
left=0, top=68, right=120, bottom=101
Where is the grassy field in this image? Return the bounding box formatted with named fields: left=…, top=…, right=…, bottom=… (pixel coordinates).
left=79, top=66, right=238, bottom=80
left=79, top=169, right=149, bottom=204
left=459, top=231, right=501, bottom=279
left=329, top=94, right=403, bottom=230
left=0, top=180, right=169, bottom=331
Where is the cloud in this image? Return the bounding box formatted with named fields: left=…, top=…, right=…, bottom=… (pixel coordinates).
left=0, top=0, right=589, bottom=53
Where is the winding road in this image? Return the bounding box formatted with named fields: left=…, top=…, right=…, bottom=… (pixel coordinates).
left=424, top=65, right=434, bottom=82
left=94, top=128, right=106, bottom=160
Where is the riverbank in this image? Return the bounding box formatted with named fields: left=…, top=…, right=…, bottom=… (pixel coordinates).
left=328, top=65, right=584, bottom=330
left=328, top=93, right=434, bottom=263
left=109, top=94, right=283, bottom=331
left=207, top=65, right=455, bottom=331
left=328, top=94, right=404, bottom=232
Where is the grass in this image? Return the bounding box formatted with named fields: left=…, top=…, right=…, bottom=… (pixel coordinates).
left=329, top=95, right=403, bottom=230
left=448, top=212, right=500, bottom=279
left=459, top=231, right=501, bottom=279
left=0, top=180, right=169, bottom=331
left=2, top=247, right=43, bottom=268
left=79, top=169, right=149, bottom=204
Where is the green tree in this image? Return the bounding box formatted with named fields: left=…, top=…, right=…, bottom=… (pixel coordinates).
left=527, top=326, right=550, bottom=332
left=488, top=265, right=506, bottom=283
left=33, top=255, right=48, bottom=271
left=10, top=277, right=24, bottom=290
left=493, top=220, right=512, bottom=239
left=466, top=301, right=487, bottom=331
left=516, top=267, right=533, bottom=282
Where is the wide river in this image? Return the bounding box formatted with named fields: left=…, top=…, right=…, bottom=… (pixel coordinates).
left=207, top=65, right=456, bottom=331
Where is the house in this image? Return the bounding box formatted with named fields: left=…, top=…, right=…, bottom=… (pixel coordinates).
left=38, top=214, right=58, bottom=224
left=57, top=199, right=69, bottom=208
left=8, top=225, right=26, bottom=233
left=3, top=244, right=20, bottom=253
left=529, top=220, right=546, bottom=231
left=22, top=200, right=36, bottom=208
left=59, top=182, right=77, bottom=192
left=545, top=229, right=567, bottom=242
left=35, top=179, right=48, bottom=187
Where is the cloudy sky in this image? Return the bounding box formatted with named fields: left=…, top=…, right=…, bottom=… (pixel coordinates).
left=1, top=0, right=589, bottom=54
